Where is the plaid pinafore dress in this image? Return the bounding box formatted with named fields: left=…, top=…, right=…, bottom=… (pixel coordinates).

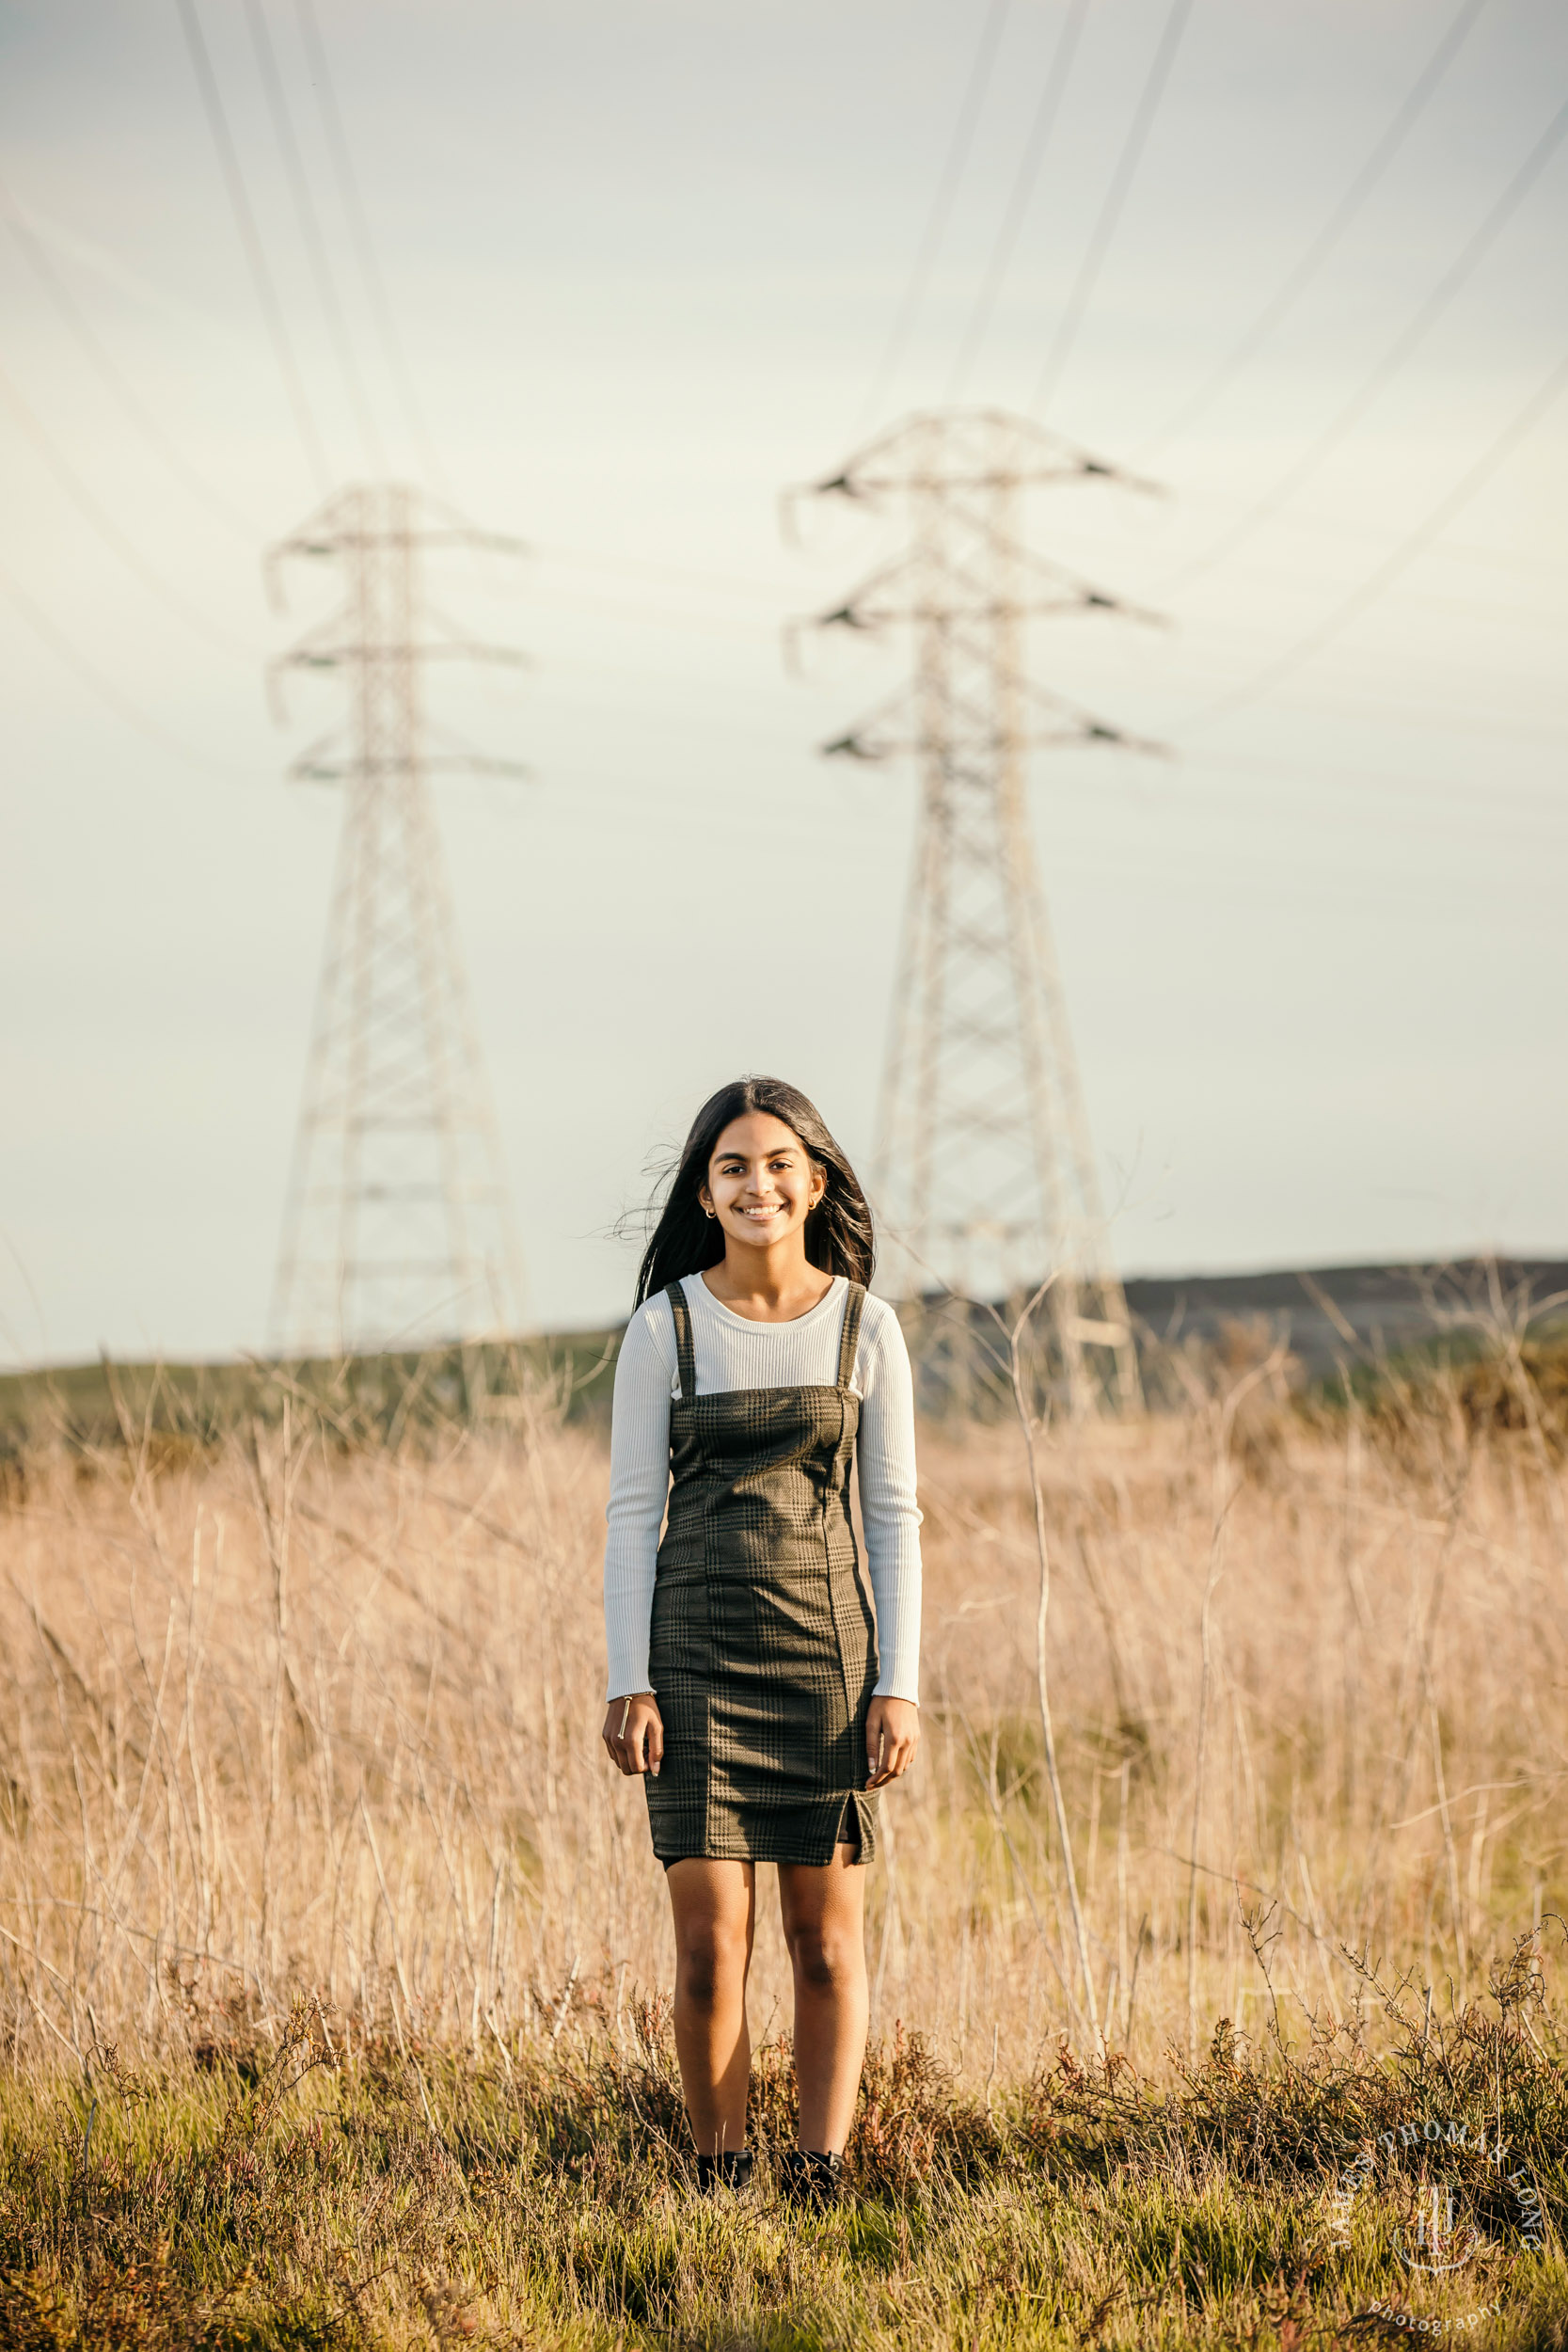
left=645, top=1277, right=879, bottom=1867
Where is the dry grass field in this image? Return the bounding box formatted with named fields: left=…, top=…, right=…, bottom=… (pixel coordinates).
left=2, top=1334, right=1567, bottom=2346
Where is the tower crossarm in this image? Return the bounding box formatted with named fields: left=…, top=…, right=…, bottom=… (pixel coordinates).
left=819, top=675, right=1169, bottom=765
left=268, top=625, right=527, bottom=723
left=289, top=743, right=531, bottom=786
left=272, top=629, right=527, bottom=675
left=803, top=547, right=1164, bottom=635
left=411, top=528, right=530, bottom=556
left=264, top=485, right=530, bottom=600
left=784, top=407, right=1164, bottom=521
left=410, top=640, right=530, bottom=668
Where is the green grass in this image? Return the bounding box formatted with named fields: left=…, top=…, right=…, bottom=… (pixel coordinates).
left=5, top=1960, right=1568, bottom=2349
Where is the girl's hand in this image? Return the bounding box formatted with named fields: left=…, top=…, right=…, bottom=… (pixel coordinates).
left=865, top=1695, right=919, bottom=1788
left=602, top=1693, right=664, bottom=1777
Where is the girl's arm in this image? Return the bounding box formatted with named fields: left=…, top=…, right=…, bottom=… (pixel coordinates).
left=855, top=1304, right=924, bottom=1705
left=603, top=1303, right=674, bottom=1702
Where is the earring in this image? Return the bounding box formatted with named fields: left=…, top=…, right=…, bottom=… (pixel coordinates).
left=703, top=1205, right=716, bottom=1219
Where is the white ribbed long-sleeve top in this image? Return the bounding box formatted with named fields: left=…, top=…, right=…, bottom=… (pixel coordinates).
left=603, top=1273, right=923, bottom=1706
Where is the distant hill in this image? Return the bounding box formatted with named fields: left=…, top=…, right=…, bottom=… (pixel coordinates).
left=1118, top=1255, right=1568, bottom=1382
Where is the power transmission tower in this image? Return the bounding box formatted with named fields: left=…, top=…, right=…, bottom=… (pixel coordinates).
left=266, top=482, right=528, bottom=1358
left=791, top=409, right=1164, bottom=1413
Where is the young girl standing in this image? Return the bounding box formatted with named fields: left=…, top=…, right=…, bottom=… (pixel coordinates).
left=602, top=1076, right=923, bottom=2202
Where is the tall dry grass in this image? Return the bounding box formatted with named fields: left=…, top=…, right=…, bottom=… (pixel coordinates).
left=2, top=1357, right=1564, bottom=2083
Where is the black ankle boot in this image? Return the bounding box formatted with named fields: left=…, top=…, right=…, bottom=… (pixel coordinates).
left=695, top=2149, right=753, bottom=2194
left=778, top=2148, right=843, bottom=2208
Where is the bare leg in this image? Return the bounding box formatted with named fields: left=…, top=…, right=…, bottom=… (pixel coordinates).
left=666, top=1859, right=755, bottom=2155
left=777, top=1845, right=869, bottom=2152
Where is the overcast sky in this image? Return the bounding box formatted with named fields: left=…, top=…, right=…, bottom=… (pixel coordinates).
left=3, top=0, right=1565, bottom=1362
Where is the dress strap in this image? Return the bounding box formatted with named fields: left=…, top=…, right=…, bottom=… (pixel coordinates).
left=665, top=1279, right=697, bottom=1404
left=835, top=1281, right=866, bottom=1390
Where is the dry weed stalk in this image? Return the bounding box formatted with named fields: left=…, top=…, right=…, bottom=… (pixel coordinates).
left=991, top=1277, right=1100, bottom=2043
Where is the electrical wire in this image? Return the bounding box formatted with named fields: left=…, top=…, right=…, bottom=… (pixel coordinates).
left=855, top=0, right=1014, bottom=437
left=1135, top=0, right=1494, bottom=465
left=1164, top=87, right=1568, bottom=594
left=292, top=0, right=451, bottom=494
left=0, top=552, right=249, bottom=774
left=242, top=0, right=387, bottom=476
left=1031, top=0, right=1198, bottom=418
left=946, top=0, right=1095, bottom=401
left=531, top=543, right=791, bottom=601
left=0, top=358, right=255, bottom=660
left=1177, top=673, right=1566, bottom=747
left=1180, top=340, right=1568, bottom=728
left=1195, top=749, right=1562, bottom=819
left=171, top=0, right=330, bottom=494
left=1, top=169, right=267, bottom=542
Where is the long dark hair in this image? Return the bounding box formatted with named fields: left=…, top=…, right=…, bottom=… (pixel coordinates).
left=634, top=1077, right=875, bottom=1308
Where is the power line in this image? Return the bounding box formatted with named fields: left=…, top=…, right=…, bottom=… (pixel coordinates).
left=1187, top=677, right=1566, bottom=747
left=856, top=0, right=1014, bottom=433
left=946, top=0, right=1094, bottom=402
left=0, top=358, right=254, bottom=659
left=292, top=0, right=451, bottom=495
left=1135, top=0, right=1494, bottom=464
left=1181, top=341, right=1568, bottom=727
left=171, top=0, right=330, bottom=493
left=0, top=554, right=248, bottom=773
left=1195, top=746, right=1565, bottom=824
left=1, top=168, right=266, bottom=542
left=532, top=543, right=789, bottom=601
left=1031, top=0, right=1198, bottom=418
left=1164, top=87, right=1568, bottom=593
left=241, top=0, right=388, bottom=475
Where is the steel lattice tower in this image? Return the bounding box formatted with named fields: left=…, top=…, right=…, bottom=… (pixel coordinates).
left=267, top=484, right=527, bottom=1357
left=793, top=410, right=1164, bottom=1411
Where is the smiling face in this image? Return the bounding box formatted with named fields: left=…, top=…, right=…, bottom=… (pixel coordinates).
left=699, top=1113, right=826, bottom=1254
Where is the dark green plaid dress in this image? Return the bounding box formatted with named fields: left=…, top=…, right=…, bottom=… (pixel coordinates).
left=645, top=1279, right=879, bottom=1867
